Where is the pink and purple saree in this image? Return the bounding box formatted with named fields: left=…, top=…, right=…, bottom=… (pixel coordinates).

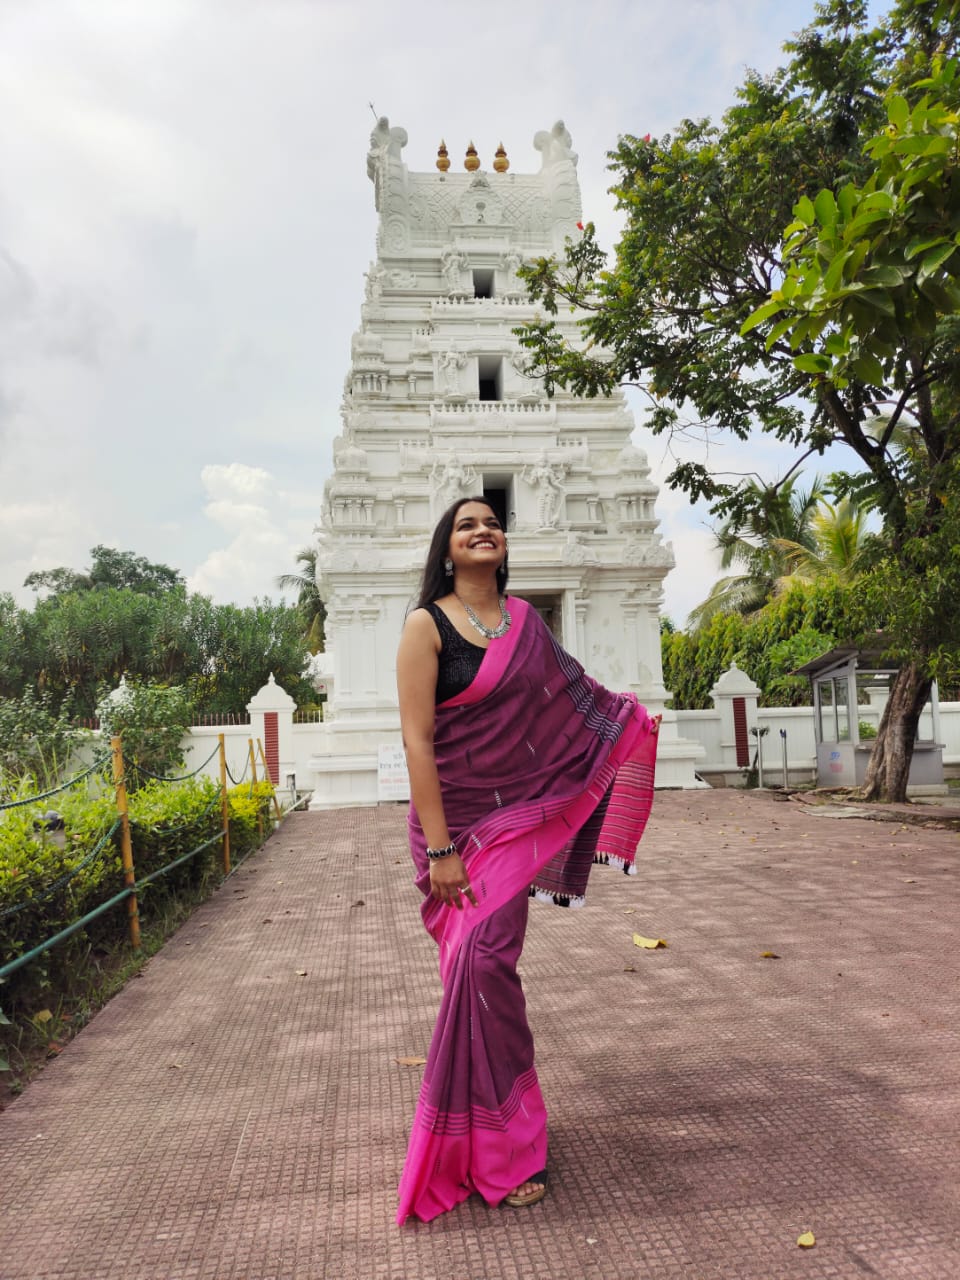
left=397, top=597, right=657, bottom=1224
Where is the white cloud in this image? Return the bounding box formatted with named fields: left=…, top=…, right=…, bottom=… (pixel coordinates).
left=0, top=0, right=871, bottom=618
left=187, top=462, right=315, bottom=601
left=200, top=462, right=274, bottom=505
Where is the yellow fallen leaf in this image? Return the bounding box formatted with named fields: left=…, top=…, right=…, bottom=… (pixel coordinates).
left=633, top=933, right=667, bottom=949
left=797, top=1231, right=816, bottom=1248
left=623, top=908, right=637, bottom=914
left=760, top=951, right=781, bottom=959
left=394, top=1056, right=427, bottom=1067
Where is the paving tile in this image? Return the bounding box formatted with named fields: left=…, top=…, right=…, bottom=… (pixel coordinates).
left=1, top=792, right=959, bottom=1279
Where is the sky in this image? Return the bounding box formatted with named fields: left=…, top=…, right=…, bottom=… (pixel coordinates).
left=0, top=0, right=884, bottom=625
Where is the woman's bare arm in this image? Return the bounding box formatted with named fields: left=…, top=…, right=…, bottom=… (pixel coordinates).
left=396, top=609, right=476, bottom=908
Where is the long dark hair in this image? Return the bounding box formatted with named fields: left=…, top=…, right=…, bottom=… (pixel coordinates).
left=416, top=495, right=509, bottom=608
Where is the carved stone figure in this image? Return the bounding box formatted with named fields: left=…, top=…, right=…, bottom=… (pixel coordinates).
left=501, top=246, right=524, bottom=292
left=364, top=262, right=387, bottom=300
left=522, top=451, right=567, bottom=528
left=533, top=120, right=578, bottom=170
left=366, top=116, right=408, bottom=182
left=431, top=457, right=478, bottom=510
left=440, top=244, right=468, bottom=294
left=437, top=348, right=467, bottom=397
left=388, top=269, right=418, bottom=290
left=561, top=534, right=600, bottom=567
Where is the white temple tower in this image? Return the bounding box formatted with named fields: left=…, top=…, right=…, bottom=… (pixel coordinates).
left=307, top=119, right=703, bottom=806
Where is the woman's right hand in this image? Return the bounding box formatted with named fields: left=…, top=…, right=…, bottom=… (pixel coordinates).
left=429, top=852, right=477, bottom=910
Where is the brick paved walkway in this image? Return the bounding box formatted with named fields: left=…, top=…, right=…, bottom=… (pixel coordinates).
left=1, top=791, right=959, bottom=1280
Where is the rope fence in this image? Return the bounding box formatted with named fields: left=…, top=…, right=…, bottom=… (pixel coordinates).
left=0, top=754, right=114, bottom=813
left=0, top=734, right=283, bottom=997
left=130, top=741, right=222, bottom=784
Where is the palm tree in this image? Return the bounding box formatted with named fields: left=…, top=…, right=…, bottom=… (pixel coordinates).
left=773, top=498, right=870, bottom=584
left=276, top=547, right=325, bottom=653
left=687, top=477, right=824, bottom=630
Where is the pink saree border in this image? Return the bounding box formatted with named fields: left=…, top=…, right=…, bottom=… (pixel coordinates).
left=438, top=595, right=531, bottom=709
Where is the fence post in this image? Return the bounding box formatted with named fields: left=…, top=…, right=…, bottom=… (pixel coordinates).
left=218, top=733, right=231, bottom=875
left=257, top=738, right=283, bottom=822
left=248, top=738, right=263, bottom=841
left=111, top=736, right=141, bottom=950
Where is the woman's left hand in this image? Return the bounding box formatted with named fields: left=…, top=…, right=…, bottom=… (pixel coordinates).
left=429, top=852, right=478, bottom=910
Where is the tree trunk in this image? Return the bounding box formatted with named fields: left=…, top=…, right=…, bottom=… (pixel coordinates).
left=860, top=661, right=932, bottom=803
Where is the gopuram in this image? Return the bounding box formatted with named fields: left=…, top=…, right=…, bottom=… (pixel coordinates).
left=307, top=118, right=703, bottom=806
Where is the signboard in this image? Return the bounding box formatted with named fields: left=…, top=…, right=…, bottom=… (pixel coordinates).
left=377, top=744, right=410, bottom=801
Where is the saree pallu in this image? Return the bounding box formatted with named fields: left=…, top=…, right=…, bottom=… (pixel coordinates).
left=397, top=598, right=657, bottom=1224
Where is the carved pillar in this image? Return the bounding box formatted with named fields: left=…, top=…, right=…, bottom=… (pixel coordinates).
left=358, top=601, right=382, bottom=694
left=621, top=593, right=642, bottom=686
left=327, top=602, right=355, bottom=696
left=574, top=593, right=589, bottom=662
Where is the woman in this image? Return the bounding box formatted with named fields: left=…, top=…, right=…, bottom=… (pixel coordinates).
left=396, top=496, right=659, bottom=1224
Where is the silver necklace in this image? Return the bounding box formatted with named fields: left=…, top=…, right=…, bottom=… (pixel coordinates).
left=456, top=594, right=511, bottom=640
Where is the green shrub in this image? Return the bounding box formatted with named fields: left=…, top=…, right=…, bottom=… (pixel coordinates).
left=0, top=689, right=86, bottom=800
left=0, top=774, right=276, bottom=1029
left=96, top=680, right=193, bottom=788
left=227, top=781, right=276, bottom=859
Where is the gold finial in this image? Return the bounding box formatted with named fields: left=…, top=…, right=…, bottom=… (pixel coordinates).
left=493, top=141, right=509, bottom=173
left=464, top=140, right=480, bottom=172
left=436, top=139, right=450, bottom=173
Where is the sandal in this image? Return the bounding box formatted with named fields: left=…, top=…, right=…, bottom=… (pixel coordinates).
left=504, top=1169, right=548, bottom=1208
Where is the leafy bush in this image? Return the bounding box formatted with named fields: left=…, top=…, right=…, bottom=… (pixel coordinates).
left=662, top=579, right=853, bottom=708
left=0, top=774, right=275, bottom=1029
left=96, top=679, right=193, bottom=788
left=0, top=689, right=86, bottom=799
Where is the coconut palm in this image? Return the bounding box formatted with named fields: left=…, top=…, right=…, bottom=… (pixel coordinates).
left=687, top=477, right=824, bottom=630
left=276, top=547, right=325, bottom=653
left=773, top=498, right=870, bottom=584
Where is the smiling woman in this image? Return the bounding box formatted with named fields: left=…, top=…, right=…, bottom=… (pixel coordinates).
left=394, top=496, right=660, bottom=1223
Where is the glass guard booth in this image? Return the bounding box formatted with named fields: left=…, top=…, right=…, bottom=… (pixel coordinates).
left=794, top=647, right=944, bottom=790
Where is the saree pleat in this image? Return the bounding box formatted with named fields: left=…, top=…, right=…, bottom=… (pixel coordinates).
left=396, top=889, right=548, bottom=1221
left=397, top=599, right=657, bottom=1224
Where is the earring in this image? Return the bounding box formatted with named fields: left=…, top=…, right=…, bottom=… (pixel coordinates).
left=444, top=557, right=453, bottom=575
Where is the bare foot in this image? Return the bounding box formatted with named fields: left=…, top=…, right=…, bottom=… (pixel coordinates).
left=504, top=1171, right=548, bottom=1207
left=510, top=1178, right=545, bottom=1197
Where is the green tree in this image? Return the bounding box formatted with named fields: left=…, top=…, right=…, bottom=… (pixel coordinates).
left=663, top=578, right=851, bottom=709
left=190, top=600, right=315, bottom=715
left=743, top=46, right=960, bottom=799
left=275, top=546, right=326, bottom=653
left=5, top=567, right=314, bottom=718
left=24, top=546, right=184, bottom=598
left=518, top=0, right=960, bottom=800
left=688, top=478, right=824, bottom=628
left=774, top=497, right=870, bottom=583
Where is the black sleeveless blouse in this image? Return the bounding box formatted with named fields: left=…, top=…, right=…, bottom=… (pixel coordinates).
left=425, top=602, right=486, bottom=704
